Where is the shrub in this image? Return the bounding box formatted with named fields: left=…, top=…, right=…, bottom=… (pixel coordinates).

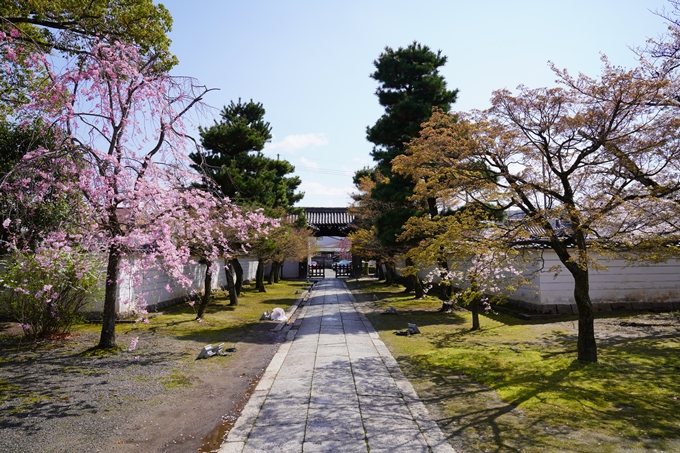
left=0, top=246, right=103, bottom=338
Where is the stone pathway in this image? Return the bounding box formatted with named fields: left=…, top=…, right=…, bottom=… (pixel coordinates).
left=218, top=278, right=455, bottom=453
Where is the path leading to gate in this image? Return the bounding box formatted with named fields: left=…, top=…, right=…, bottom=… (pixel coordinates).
left=218, top=278, right=456, bottom=453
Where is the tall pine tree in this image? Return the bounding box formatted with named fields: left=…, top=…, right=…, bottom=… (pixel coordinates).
left=192, top=99, right=303, bottom=212
left=360, top=41, right=458, bottom=296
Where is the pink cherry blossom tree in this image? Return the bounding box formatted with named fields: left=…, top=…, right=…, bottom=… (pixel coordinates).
left=1, top=28, right=270, bottom=348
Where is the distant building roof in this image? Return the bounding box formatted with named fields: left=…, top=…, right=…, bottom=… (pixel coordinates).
left=304, top=207, right=354, bottom=227
left=293, top=207, right=355, bottom=236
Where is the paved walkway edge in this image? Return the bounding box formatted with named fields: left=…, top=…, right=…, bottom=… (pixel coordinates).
left=346, top=288, right=455, bottom=453
left=218, top=280, right=455, bottom=453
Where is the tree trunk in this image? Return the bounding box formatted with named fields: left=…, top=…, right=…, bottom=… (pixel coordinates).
left=256, top=258, right=266, bottom=292
left=267, top=261, right=275, bottom=285
left=551, top=227, right=598, bottom=363
left=413, top=274, right=424, bottom=299
left=273, top=261, right=281, bottom=283
left=470, top=281, right=480, bottom=331
left=427, top=196, right=438, bottom=218
left=572, top=267, right=598, bottom=362
left=438, top=259, right=452, bottom=300
left=376, top=259, right=385, bottom=280
left=404, top=258, right=423, bottom=298
left=225, top=260, right=238, bottom=306
left=196, top=261, right=213, bottom=319
left=403, top=275, right=414, bottom=293
left=231, top=258, right=243, bottom=296
left=471, top=296, right=480, bottom=331
left=385, top=262, right=395, bottom=285
left=98, top=243, right=120, bottom=349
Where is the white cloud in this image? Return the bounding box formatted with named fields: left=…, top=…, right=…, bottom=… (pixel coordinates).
left=300, top=157, right=319, bottom=169
left=298, top=181, right=354, bottom=207
left=267, top=133, right=328, bottom=152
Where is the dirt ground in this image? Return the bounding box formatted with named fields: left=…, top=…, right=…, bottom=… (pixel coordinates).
left=109, top=322, right=286, bottom=453
left=0, top=320, right=286, bottom=453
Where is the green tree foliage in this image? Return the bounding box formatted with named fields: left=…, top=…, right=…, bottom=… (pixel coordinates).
left=0, top=119, right=46, bottom=178
left=192, top=99, right=303, bottom=215
left=192, top=99, right=305, bottom=295
left=351, top=42, right=457, bottom=297
left=399, top=207, right=527, bottom=330
left=0, top=245, right=104, bottom=338
left=0, top=1, right=176, bottom=117
left=367, top=41, right=459, bottom=168
left=0, top=0, right=175, bottom=63
left=365, top=41, right=458, bottom=245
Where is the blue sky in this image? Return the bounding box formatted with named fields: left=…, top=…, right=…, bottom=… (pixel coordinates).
left=162, top=0, right=670, bottom=207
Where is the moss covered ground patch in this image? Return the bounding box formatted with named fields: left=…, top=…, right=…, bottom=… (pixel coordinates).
left=74, top=280, right=307, bottom=351
left=353, top=279, right=680, bottom=453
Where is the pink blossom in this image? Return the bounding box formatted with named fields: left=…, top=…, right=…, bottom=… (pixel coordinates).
left=0, top=35, right=276, bottom=341
left=128, top=336, right=139, bottom=352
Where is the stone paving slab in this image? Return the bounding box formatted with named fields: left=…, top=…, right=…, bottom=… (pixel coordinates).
left=218, top=278, right=456, bottom=453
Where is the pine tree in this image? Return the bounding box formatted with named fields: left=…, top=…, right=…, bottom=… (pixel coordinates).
left=358, top=41, right=458, bottom=297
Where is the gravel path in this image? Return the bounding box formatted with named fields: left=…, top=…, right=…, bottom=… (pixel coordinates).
left=0, top=323, right=284, bottom=453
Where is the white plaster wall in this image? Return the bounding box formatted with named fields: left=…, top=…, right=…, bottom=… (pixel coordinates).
left=282, top=260, right=300, bottom=279
left=112, top=257, right=229, bottom=315
left=238, top=257, right=259, bottom=281
left=510, top=250, right=680, bottom=306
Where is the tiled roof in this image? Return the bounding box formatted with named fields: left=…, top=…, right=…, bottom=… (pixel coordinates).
left=303, top=207, right=355, bottom=227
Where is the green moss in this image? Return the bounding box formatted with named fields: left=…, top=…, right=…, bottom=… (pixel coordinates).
left=0, top=379, right=21, bottom=402
left=121, top=281, right=303, bottom=339
left=79, top=345, right=122, bottom=357
left=162, top=370, right=192, bottom=389
left=355, top=280, right=680, bottom=452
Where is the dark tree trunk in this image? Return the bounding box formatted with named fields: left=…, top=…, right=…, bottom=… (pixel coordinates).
left=405, top=258, right=424, bottom=298
left=551, top=226, right=598, bottom=363
left=231, top=258, right=243, bottom=296
left=470, top=280, right=480, bottom=331
left=385, top=262, right=395, bottom=285
left=376, top=259, right=385, bottom=280
left=98, top=243, right=120, bottom=349
left=471, top=296, right=480, bottom=331
left=413, top=274, right=424, bottom=299
left=572, top=267, right=597, bottom=362
left=225, top=260, right=238, bottom=306
left=427, top=196, right=438, bottom=218
left=267, top=261, right=275, bottom=285
left=273, top=261, right=281, bottom=283
left=196, top=261, right=213, bottom=319
left=256, top=258, right=266, bottom=292
left=403, top=275, right=414, bottom=293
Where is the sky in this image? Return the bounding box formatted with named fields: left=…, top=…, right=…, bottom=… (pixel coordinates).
left=161, top=0, right=672, bottom=208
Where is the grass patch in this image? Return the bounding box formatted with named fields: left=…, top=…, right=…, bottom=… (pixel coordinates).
left=72, top=280, right=307, bottom=351
left=0, top=379, right=21, bottom=403
left=162, top=370, right=192, bottom=389
left=79, top=346, right=122, bottom=357
left=355, top=280, right=680, bottom=453
left=126, top=280, right=303, bottom=337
